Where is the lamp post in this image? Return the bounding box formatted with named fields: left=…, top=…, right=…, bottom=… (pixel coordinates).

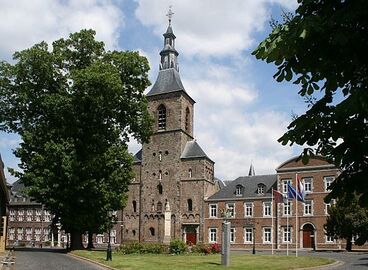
left=106, top=210, right=116, bottom=261
left=252, top=226, right=256, bottom=254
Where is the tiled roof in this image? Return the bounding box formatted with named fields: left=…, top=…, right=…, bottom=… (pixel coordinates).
left=133, top=149, right=142, bottom=163
left=181, top=140, right=210, bottom=160
left=208, top=174, right=277, bottom=200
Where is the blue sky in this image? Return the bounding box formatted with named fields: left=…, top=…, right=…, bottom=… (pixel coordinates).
left=0, top=0, right=307, bottom=183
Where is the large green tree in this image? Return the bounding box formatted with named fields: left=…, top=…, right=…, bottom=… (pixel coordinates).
left=0, top=30, right=152, bottom=249
left=253, top=0, right=368, bottom=205
left=325, top=193, right=368, bottom=251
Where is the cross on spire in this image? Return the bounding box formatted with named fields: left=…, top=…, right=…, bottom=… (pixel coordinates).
left=166, top=5, right=174, bottom=25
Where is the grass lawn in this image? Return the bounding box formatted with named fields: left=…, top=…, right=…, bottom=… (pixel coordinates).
left=72, top=250, right=334, bottom=270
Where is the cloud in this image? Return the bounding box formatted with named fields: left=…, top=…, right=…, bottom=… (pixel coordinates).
left=0, top=0, right=124, bottom=60
left=135, top=0, right=297, bottom=58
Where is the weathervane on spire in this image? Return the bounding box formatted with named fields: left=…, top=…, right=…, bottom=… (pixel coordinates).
left=166, top=5, right=174, bottom=25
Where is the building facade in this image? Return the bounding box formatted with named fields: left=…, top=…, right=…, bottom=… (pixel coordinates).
left=0, top=154, right=9, bottom=252
left=204, top=156, right=367, bottom=250
left=121, top=18, right=219, bottom=245
left=7, top=180, right=66, bottom=248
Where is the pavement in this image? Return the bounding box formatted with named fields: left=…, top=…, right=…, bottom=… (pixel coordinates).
left=14, top=248, right=106, bottom=270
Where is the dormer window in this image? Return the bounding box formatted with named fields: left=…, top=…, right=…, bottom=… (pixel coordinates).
left=257, top=184, right=265, bottom=195
left=157, top=104, right=166, bottom=130
left=235, top=185, right=243, bottom=196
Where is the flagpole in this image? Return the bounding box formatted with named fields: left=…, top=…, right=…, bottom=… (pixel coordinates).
left=295, top=173, right=298, bottom=257
left=272, top=188, right=274, bottom=255
left=286, top=197, right=289, bottom=256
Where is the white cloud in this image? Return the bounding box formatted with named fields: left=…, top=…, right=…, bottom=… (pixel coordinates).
left=0, top=0, right=124, bottom=59
left=135, top=0, right=297, bottom=58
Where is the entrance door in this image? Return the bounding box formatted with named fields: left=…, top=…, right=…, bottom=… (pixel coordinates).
left=302, top=224, right=314, bottom=248
left=186, top=232, right=196, bottom=245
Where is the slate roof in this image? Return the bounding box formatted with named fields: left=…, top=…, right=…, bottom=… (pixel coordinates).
left=214, top=177, right=226, bottom=189
left=181, top=140, right=212, bottom=161
left=147, top=68, right=186, bottom=97
left=133, top=149, right=142, bottom=163
left=207, top=174, right=277, bottom=200
left=9, top=179, right=40, bottom=205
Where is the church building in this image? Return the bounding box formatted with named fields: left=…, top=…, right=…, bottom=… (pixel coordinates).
left=121, top=13, right=220, bottom=245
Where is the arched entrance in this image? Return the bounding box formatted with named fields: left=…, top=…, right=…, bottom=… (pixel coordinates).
left=302, top=223, right=315, bottom=248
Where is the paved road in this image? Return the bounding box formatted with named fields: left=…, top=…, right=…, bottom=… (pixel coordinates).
left=15, top=248, right=106, bottom=270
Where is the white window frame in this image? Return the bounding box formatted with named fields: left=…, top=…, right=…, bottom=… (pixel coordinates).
left=209, top=228, right=217, bottom=243
left=263, top=202, right=272, bottom=217
left=226, top=203, right=235, bottom=218
left=263, top=227, right=272, bottom=244
left=325, top=235, right=335, bottom=243
left=244, top=227, right=253, bottom=243
left=324, top=176, right=335, bottom=192
left=282, top=179, right=291, bottom=193
left=303, top=177, right=313, bottom=193
left=244, top=203, right=253, bottom=217
left=209, top=204, right=217, bottom=218
left=325, top=203, right=331, bottom=215
left=283, top=226, right=292, bottom=243
left=283, top=201, right=292, bottom=216
left=303, top=200, right=313, bottom=216
left=257, top=184, right=265, bottom=195
left=230, top=228, right=236, bottom=243
left=235, top=185, right=242, bottom=196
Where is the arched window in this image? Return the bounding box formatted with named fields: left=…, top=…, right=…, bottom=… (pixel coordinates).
left=159, top=151, right=162, bottom=161
left=185, top=107, right=190, bottom=132
left=187, top=199, right=193, bottom=211
left=158, top=170, right=162, bottom=180
left=157, top=104, right=166, bottom=130
left=188, top=169, right=192, bottom=178
left=157, top=184, right=163, bottom=195
left=132, top=200, right=137, bottom=212
left=149, top=227, right=155, bottom=236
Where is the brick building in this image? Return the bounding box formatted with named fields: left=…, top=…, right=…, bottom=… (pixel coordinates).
left=0, top=154, right=9, bottom=252
left=7, top=180, right=66, bottom=248
left=121, top=17, right=220, bottom=245
left=204, top=156, right=367, bottom=250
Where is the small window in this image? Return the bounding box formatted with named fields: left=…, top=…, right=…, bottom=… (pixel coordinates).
left=158, top=170, right=162, bottom=180
left=157, top=184, right=163, bottom=195
left=244, top=228, right=253, bottom=243
left=303, top=177, right=313, bottom=193
left=209, top=204, right=217, bottom=218
left=230, top=228, right=236, bottom=243
left=263, top=202, right=272, bottom=217
left=304, top=200, right=313, bottom=215
left=257, top=184, right=265, bottom=194
left=132, top=230, right=136, bottom=236
left=187, top=199, right=193, bottom=211
left=188, top=169, right=192, bottom=178
left=209, top=228, right=217, bottom=243
left=157, top=104, right=166, bottom=130
left=283, top=201, right=291, bottom=216
left=132, top=201, right=137, bottom=212
left=283, top=226, right=292, bottom=243
left=245, top=203, right=253, bottom=217
left=159, top=151, right=162, bottom=161
left=149, top=227, right=155, bottom=236
left=263, top=228, right=272, bottom=243
left=235, top=185, right=243, bottom=196
left=185, top=107, right=190, bottom=132
left=226, top=203, right=235, bottom=218
left=282, top=179, right=291, bottom=193
left=324, top=176, right=334, bottom=192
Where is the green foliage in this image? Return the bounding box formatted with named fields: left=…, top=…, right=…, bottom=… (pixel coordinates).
left=169, top=239, right=187, bottom=254
left=325, top=193, right=368, bottom=250
left=191, top=242, right=220, bottom=254
left=118, top=242, right=168, bottom=254
left=0, top=29, right=153, bottom=249
left=252, top=0, right=368, bottom=205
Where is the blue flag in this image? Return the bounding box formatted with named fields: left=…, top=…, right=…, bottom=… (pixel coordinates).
left=287, top=183, right=304, bottom=202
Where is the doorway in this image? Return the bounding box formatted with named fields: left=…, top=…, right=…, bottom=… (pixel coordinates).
left=302, top=224, right=315, bottom=248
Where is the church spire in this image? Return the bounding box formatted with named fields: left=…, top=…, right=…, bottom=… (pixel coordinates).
left=248, top=162, right=255, bottom=176
left=160, top=6, right=179, bottom=71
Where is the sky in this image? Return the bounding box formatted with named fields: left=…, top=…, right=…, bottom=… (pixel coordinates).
left=0, top=0, right=307, bottom=183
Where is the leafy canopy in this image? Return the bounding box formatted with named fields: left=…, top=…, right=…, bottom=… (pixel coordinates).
left=253, top=0, right=368, bottom=205
left=0, top=30, right=152, bottom=242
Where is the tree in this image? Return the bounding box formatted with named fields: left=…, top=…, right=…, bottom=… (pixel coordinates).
left=0, top=30, right=152, bottom=249
left=325, top=193, right=368, bottom=251
left=252, top=0, right=368, bottom=205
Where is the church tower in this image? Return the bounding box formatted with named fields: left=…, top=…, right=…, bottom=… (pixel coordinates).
left=122, top=8, right=218, bottom=245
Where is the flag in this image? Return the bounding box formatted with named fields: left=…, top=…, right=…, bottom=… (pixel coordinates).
left=273, top=189, right=286, bottom=203
left=288, top=182, right=304, bottom=202
left=297, top=175, right=305, bottom=202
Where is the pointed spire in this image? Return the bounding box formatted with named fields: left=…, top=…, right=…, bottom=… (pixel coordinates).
left=248, top=162, right=255, bottom=176
left=159, top=6, right=179, bottom=71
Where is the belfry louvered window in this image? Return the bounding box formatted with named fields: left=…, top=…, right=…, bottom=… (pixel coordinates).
left=185, top=107, right=190, bottom=132
left=158, top=104, right=166, bottom=130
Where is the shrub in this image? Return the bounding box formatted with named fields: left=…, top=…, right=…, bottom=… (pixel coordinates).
left=210, top=243, right=221, bottom=254
left=119, top=242, right=144, bottom=254
left=191, top=242, right=221, bottom=254
left=169, top=239, right=187, bottom=254
left=141, top=243, right=167, bottom=254
left=118, top=242, right=168, bottom=254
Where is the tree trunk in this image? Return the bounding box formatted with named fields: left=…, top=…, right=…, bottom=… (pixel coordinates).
left=87, top=232, right=95, bottom=250
left=346, top=237, right=352, bottom=251
left=70, top=231, right=84, bottom=250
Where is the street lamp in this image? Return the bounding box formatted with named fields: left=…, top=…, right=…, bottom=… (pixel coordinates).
left=252, top=226, right=256, bottom=254
left=106, top=210, right=116, bottom=261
